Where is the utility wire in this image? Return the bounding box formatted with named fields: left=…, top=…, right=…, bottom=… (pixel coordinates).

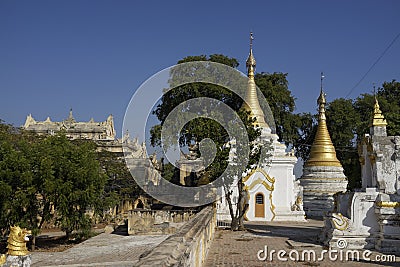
left=345, top=32, right=400, bottom=98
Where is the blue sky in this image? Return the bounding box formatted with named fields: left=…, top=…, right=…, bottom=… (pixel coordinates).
left=1, top=0, right=399, bottom=138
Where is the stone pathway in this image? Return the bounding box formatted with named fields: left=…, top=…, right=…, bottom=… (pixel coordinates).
left=29, top=220, right=400, bottom=266
left=31, top=233, right=169, bottom=267
left=204, top=220, right=400, bottom=267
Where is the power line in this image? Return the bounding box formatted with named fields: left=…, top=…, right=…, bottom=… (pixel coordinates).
left=345, top=32, right=400, bottom=98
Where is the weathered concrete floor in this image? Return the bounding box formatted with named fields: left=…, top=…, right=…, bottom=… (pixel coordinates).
left=31, top=233, right=169, bottom=267
left=204, top=220, right=400, bottom=267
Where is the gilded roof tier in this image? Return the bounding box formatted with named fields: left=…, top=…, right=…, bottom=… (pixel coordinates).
left=370, top=96, right=387, bottom=127
left=241, top=32, right=269, bottom=129
left=305, top=88, right=342, bottom=167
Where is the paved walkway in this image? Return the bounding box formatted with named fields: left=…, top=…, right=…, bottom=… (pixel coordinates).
left=29, top=220, right=399, bottom=266
left=204, top=220, right=399, bottom=267
left=31, top=233, right=169, bottom=267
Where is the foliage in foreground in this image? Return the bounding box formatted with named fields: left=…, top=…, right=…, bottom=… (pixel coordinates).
left=0, top=124, right=134, bottom=246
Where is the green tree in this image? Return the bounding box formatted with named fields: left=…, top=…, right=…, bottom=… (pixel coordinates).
left=0, top=125, right=110, bottom=243
left=161, top=162, right=178, bottom=183
left=45, top=135, right=107, bottom=238
left=354, top=93, right=376, bottom=138
left=292, top=112, right=317, bottom=161
left=255, top=72, right=299, bottom=144
left=0, top=125, right=56, bottom=248
left=150, top=54, right=269, bottom=230
left=0, top=123, right=33, bottom=236
left=19, top=131, right=54, bottom=249
left=326, top=98, right=360, bottom=147
left=98, top=150, right=143, bottom=215
left=325, top=98, right=361, bottom=189
left=377, top=80, right=400, bottom=136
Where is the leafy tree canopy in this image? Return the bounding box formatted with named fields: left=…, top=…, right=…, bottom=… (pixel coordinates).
left=255, top=72, right=298, bottom=144
left=149, top=54, right=270, bottom=230
left=0, top=123, right=124, bottom=243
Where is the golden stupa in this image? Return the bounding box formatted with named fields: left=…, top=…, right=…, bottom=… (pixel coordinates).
left=370, top=96, right=387, bottom=127
left=241, top=32, right=269, bottom=129
left=305, top=82, right=342, bottom=167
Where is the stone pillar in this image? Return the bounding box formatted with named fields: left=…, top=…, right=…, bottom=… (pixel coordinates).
left=375, top=194, right=400, bottom=255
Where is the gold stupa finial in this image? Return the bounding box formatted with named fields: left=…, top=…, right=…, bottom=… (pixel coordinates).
left=241, top=32, right=268, bottom=128
left=317, top=72, right=326, bottom=120
left=246, top=32, right=256, bottom=78
left=370, top=95, right=387, bottom=127
left=320, top=72, right=325, bottom=97
left=305, top=74, right=342, bottom=167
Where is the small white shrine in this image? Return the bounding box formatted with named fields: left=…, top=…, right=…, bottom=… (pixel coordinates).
left=217, top=34, right=305, bottom=222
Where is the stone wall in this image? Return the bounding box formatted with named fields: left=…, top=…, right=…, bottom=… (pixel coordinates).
left=136, top=205, right=216, bottom=267
left=128, top=209, right=196, bottom=235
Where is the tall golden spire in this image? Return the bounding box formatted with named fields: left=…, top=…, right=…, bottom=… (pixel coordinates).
left=305, top=73, right=342, bottom=167
left=370, top=96, right=387, bottom=127
left=242, top=32, right=268, bottom=128
left=247, top=32, right=256, bottom=78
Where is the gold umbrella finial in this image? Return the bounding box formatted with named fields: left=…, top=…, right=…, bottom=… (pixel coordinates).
left=246, top=32, right=256, bottom=78
left=250, top=31, right=254, bottom=49
left=317, top=73, right=327, bottom=121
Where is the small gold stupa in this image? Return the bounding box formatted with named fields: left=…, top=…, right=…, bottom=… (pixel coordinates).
left=370, top=96, right=387, bottom=127
left=300, top=74, right=347, bottom=218
left=241, top=32, right=269, bottom=129
left=305, top=76, right=342, bottom=167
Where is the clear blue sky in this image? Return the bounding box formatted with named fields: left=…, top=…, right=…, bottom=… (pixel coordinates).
left=1, top=0, right=399, bottom=138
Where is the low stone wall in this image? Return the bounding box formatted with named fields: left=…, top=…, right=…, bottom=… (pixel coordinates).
left=128, top=210, right=196, bottom=235
left=136, top=205, right=216, bottom=267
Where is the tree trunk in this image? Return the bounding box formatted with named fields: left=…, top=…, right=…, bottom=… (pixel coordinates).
left=238, top=200, right=249, bottom=231
left=230, top=217, right=239, bottom=231
left=223, top=185, right=238, bottom=230
left=236, top=179, right=246, bottom=231
left=66, top=230, right=72, bottom=240
left=30, top=236, right=36, bottom=251
left=224, top=178, right=248, bottom=231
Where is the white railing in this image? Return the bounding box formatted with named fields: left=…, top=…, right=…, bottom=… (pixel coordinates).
left=216, top=213, right=231, bottom=228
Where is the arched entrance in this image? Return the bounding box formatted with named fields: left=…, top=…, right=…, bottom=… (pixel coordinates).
left=255, top=193, right=265, bottom=218
left=134, top=199, right=144, bottom=209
